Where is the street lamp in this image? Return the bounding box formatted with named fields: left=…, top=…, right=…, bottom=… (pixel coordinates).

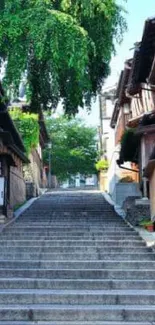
left=47, top=142, right=52, bottom=188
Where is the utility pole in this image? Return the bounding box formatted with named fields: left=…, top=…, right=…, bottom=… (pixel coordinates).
left=48, top=143, right=52, bottom=188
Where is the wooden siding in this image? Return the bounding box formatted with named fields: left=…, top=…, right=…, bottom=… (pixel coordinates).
left=115, top=110, right=124, bottom=145
left=0, top=142, right=22, bottom=170
left=115, top=108, right=132, bottom=146
left=124, top=112, right=132, bottom=126
left=131, top=84, right=155, bottom=118
left=141, top=133, right=155, bottom=170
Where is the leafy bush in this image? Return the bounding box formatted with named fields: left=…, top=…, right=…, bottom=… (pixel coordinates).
left=140, top=220, right=153, bottom=226
left=96, top=159, right=109, bottom=171
left=10, top=107, right=39, bottom=155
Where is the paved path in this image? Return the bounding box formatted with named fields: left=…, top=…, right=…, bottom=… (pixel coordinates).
left=0, top=190, right=155, bottom=324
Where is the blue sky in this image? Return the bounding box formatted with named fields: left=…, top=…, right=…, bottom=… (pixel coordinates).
left=106, top=0, right=155, bottom=86
left=81, top=0, right=155, bottom=126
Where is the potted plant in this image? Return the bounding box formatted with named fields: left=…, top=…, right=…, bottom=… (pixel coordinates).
left=140, top=220, right=154, bottom=232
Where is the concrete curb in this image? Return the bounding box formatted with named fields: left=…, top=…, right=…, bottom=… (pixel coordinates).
left=0, top=197, right=39, bottom=234
left=102, top=192, right=114, bottom=206
left=14, top=198, right=38, bottom=218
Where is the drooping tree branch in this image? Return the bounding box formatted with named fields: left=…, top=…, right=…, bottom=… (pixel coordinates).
left=0, top=0, right=127, bottom=114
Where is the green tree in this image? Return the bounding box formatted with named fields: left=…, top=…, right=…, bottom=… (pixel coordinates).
left=0, top=0, right=126, bottom=114
left=44, top=116, right=98, bottom=181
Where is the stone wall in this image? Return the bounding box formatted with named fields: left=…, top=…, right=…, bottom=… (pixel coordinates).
left=112, top=182, right=142, bottom=206
left=10, top=167, right=26, bottom=208
left=123, top=196, right=151, bottom=226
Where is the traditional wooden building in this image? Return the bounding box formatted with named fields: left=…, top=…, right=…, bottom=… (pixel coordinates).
left=114, top=17, right=155, bottom=220
left=0, top=84, right=28, bottom=220
left=110, top=62, right=139, bottom=183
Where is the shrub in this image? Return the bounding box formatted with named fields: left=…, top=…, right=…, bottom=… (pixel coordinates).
left=96, top=159, right=109, bottom=171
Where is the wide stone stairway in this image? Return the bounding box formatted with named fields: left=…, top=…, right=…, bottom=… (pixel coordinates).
left=0, top=191, right=155, bottom=324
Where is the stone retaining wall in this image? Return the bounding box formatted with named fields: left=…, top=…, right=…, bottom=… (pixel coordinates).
left=123, top=196, right=151, bottom=226
left=112, top=182, right=141, bottom=206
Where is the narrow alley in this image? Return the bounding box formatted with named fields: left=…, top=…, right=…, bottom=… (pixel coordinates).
left=0, top=191, right=154, bottom=323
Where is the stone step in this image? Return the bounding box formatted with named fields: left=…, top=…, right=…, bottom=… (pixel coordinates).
left=0, top=260, right=154, bottom=270
left=0, top=289, right=155, bottom=305
left=0, top=278, right=155, bottom=290
left=0, top=240, right=145, bottom=247
left=1, top=227, right=139, bottom=237
left=9, top=227, right=134, bottom=233
left=6, top=221, right=133, bottom=226
left=17, top=220, right=125, bottom=223
left=0, top=304, right=154, bottom=321
left=0, top=246, right=150, bottom=254
left=0, top=252, right=153, bottom=261
left=23, top=207, right=115, bottom=210
left=9, top=222, right=131, bottom=226
left=17, top=215, right=123, bottom=219
left=21, top=209, right=116, bottom=213
left=19, top=220, right=123, bottom=224
left=21, top=211, right=118, bottom=213
left=19, top=210, right=117, bottom=212
left=0, top=268, right=155, bottom=279
left=19, top=219, right=122, bottom=221
left=20, top=211, right=120, bottom=213
left=0, top=235, right=141, bottom=241
left=4, top=225, right=136, bottom=230
left=0, top=192, right=153, bottom=324
left=24, top=210, right=116, bottom=212
left=2, top=225, right=134, bottom=230
left=21, top=213, right=118, bottom=216
left=20, top=213, right=115, bottom=215
left=19, top=204, right=113, bottom=206
left=17, top=213, right=119, bottom=216
left=40, top=202, right=106, bottom=204
left=0, top=321, right=152, bottom=325
left=23, top=204, right=115, bottom=207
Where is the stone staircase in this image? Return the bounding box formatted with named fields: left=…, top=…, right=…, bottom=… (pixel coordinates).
left=0, top=191, right=154, bottom=324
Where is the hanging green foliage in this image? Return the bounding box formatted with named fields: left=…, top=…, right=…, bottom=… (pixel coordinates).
left=9, top=107, right=39, bottom=155
left=0, top=0, right=127, bottom=114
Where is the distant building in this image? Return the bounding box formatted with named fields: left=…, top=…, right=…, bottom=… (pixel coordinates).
left=61, top=174, right=98, bottom=189
left=98, top=86, right=116, bottom=191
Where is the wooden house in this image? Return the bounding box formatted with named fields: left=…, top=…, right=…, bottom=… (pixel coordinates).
left=0, top=83, right=28, bottom=220
left=110, top=62, right=139, bottom=184
left=114, top=17, right=155, bottom=220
